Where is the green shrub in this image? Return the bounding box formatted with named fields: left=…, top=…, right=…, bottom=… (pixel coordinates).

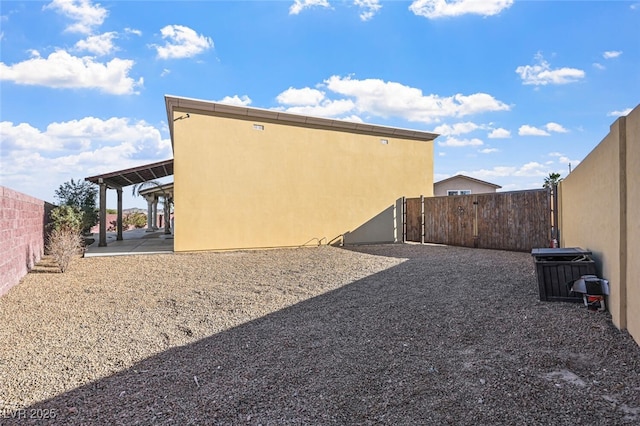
left=50, top=205, right=83, bottom=232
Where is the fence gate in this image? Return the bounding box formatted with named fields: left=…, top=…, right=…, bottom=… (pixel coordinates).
left=404, top=189, right=551, bottom=252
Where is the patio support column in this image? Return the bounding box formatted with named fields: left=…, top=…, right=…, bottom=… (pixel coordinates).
left=116, top=188, right=123, bottom=241
left=164, top=196, right=171, bottom=235
left=152, top=198, right=159, bottom=230
left=145, top=196, right=154, bottom=232
left=98, top=180, right=107, bottom=247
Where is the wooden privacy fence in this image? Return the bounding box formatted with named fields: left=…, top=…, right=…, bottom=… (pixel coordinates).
left=404, top=189, right=551, bottom=252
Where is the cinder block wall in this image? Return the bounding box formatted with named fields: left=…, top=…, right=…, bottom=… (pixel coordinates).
left=0, top=186, right=47, bottom=296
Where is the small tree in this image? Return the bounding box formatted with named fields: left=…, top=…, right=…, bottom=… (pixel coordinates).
left=55, top=179, right=99, bottom=234
left=543, top=172, right=563, bottom=189
left=47, top=205, right=84, bottom=272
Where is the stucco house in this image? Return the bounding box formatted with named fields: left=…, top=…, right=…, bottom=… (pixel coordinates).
left=433, top=174, right=501, bottom=196
left=165, top=95, right=438, bottom=252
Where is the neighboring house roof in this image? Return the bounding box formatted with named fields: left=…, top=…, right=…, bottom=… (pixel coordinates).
left=434, top=174, right=502, bottom=189
left=164, top=95, right=440, bottom=150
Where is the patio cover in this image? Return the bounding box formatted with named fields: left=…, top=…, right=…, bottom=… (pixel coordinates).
left=85, top=159, right=174, bottom=247
left=86, top=159, right=174, bottom=189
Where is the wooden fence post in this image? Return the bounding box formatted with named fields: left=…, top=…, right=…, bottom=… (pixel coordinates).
left=420, top=195, right=425, bottom=245
left=402, top=196, right=406, bottom=243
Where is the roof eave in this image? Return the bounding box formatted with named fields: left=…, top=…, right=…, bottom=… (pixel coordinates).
left=164, top=94, right=439, bottom=142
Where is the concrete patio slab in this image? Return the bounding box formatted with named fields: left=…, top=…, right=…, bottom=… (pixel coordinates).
left=84, top=229, right=173, bottom=257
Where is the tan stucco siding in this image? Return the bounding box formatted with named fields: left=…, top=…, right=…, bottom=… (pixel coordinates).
left=173, top=110, right=433, bottom=251
left=559, top=119, right=624, bottom=328
left=434, top=177, right=498, bottom=196
left=626, top=107, right=640, bottom=344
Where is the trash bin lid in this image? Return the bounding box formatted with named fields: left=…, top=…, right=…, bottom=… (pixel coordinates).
left=531, top=247, right=592, bottom=257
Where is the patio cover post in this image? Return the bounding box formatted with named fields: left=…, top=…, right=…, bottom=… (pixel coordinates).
left=145, top=196, right=154, bottom=232
left=152, top=198, right=158, bottom=230
left=116, top=188, right=123, bottom=241
left=98, top=180, right=107, bottom=247
left=164, top=196, right=171, bottom=235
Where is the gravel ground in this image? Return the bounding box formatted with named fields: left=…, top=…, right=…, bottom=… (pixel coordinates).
left=0, top=244, right=639, bottom=425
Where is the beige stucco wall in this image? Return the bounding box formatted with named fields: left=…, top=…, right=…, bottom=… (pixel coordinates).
left=434, top=177, right=498, bottom=196
left=173, top=109, right=433, bottom=252
left=559, top=121, right=623, bottom=325
left=559, top=104, right=640, bottom=345
left=626, top=106, right=640, bottom=343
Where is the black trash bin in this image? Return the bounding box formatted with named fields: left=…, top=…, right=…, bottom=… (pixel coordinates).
left=531, top=247, right=597, bottom=302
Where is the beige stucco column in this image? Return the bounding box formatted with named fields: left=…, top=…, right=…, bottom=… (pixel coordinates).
left=164, top=196, right=171, bottom=235
left=145, top=196, right=154, bottom=232
left=153, top=198, right=159, bottom=230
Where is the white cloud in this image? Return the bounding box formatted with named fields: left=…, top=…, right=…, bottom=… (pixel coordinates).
left=479, top=148, right=499, bottom=154
left=154, top=25, right=213, bottom=59
left=603, top=50, right=622, bottom=59
left=323, top=75, right=509, bottom=123
left=516, top=53, right=585, bottom=86
left=44, top=0, right=108, bottom=34
left=276, top=87, right=326, bottom=106
left=592, top=62, right=605, bottom=70
left=340, top=115, right=364, bottom=123
left=160, top=68, right=170, bottom=77
left=125, top=28, right=142, bottom=36
left=487, top=128, right=510, bottom=138
left=459, top=161, right=549, bottom=180
left=0, top=117, right=171, bottom=201
left=518, top=125, right=549, bottom=136
left=218, top=95, right=252, bottom=106
left=74, top=32, right=117, bottom=56
left=278, top=99, right=357, bottom=118
left=409, top=0, right=513, bottom=19
left=432, top=122, right=479, bottom=136
left=607, top=108, right=632, bottom=117
left=289, top=0, right=331, bottom=15
left=437, top=137, right=483, bottom=147
left=548, top=152, right=579, bottom=168
left=0, top=50, right=141, bottom=95
left=515, top=162, right=548, bottom=177
left=545, top=122, right=568, bottom=133
left=355, top=0, right=382, bottom=21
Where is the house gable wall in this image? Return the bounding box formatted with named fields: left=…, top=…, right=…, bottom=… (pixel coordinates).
left=434, top=176, right=498, bottom=196
left=173, top=109, right=434, bottom=251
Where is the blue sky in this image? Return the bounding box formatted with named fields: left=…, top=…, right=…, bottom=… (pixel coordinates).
left=1, top=0, right=638, bottom=209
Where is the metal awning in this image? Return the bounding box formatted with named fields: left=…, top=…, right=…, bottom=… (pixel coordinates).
left=85, top=159, right=174, bottom=189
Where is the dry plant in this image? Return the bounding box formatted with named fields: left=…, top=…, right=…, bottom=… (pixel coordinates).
left=46, top=227, right=84, bottom=273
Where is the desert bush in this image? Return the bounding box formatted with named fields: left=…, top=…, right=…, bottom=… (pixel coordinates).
left=47, top=227, right=84, bottom=273
left=124, top=212, right=147, bottom=229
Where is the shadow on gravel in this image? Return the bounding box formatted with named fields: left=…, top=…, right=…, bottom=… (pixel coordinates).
left=25, top=258, right=62, bottom=274
left=10, top=245, right=640, bottom=425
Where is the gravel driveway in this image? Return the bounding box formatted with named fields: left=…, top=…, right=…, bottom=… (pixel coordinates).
left=1, top=244, right=639, bottom=425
